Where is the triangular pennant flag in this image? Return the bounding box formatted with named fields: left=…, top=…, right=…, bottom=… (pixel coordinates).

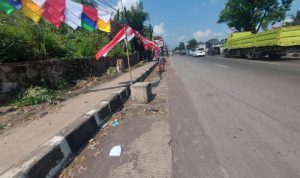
left=0, top=0, right=16, bottom=14
left=6, top=0, right=21, bottom=10
left=83, top=4, right=97, bottom=22
left=97, top=18, right=110, bottom=33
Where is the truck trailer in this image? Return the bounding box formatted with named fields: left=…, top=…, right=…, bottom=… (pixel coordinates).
left=223, top=26, right=300, bottom=60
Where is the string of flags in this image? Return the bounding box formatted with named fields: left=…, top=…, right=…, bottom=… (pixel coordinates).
left=0, top=0, right=160, bottom=60
left=96, top=25, right=160, bottom=60
left=0, top=0, right=111, bottom=32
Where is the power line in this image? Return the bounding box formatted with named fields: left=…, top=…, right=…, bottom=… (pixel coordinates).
left=98, top=0, right=118, bottom=11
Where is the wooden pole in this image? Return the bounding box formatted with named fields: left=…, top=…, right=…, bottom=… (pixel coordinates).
left=120, top=0, right=133, bottom=85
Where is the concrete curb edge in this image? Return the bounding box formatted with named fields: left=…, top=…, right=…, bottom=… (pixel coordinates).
left=0, top=61, right=157, bottom=178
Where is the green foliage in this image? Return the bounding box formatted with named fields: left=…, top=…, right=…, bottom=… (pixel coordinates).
left=10, top=86, right=61, bottom=106
left=106, top=67, right=117, bottom=76
left=205, top=38, right=220, bottom=48
left=291, top=10, right=300, bottom=25
left=114, top=2, right=150, bottom=59
left=218, top=0, right=294, bottom=33
left=178, top=42, right=186, bottom=50
left=186, top=39, right=198, bottom=50
left=0, top=11, right=125, bottom=63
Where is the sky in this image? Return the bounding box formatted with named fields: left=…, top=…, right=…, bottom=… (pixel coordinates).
left=118, top=0, right=300, bottom=48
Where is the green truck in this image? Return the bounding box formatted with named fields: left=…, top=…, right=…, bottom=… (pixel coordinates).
left=224, top=25, right=300, bottom=59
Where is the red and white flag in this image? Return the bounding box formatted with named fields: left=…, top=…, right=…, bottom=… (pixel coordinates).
left=96, top=25, right=137, bottom=60
left=138, top=35, right=159, bottom=52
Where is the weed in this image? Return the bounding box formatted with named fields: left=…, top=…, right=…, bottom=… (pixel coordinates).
left=9, top=86, right=61, bottom=106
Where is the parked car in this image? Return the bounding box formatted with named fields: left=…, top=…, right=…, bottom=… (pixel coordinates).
left=193, top=48, right=206, bottom=57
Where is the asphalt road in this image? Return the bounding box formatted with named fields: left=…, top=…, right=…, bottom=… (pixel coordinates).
left=168, top=55, right=300, bottom=178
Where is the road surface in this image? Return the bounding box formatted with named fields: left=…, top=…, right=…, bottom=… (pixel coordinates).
left=168, top=55, right=300, bottom=178
left=59, top=55, right=300, bottom=178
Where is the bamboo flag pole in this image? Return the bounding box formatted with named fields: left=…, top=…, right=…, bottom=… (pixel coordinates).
left=120, top=0, right=133, bottom=85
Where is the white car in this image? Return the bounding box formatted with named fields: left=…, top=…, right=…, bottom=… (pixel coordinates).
left=193, top=48, right=206, bottom=57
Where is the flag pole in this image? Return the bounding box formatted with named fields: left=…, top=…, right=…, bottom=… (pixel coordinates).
left=120, top=0, right=133, bottom=85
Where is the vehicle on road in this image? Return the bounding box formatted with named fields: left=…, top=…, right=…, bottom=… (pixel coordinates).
left=223, top=25, right=300, bottom=60
left=193, top=48, right=206, bottom=57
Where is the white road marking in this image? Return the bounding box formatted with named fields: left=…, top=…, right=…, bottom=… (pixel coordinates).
left=214, top=63, right=230, bottom=68
left=216, top=56, right=281, bottom=65
left=250, top=60, right=280, bottom=65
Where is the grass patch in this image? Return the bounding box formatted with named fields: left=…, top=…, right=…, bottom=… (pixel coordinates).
left=9, top=86, right=63, bottom=106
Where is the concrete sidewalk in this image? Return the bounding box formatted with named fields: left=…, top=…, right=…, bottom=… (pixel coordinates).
left=0, top=62, right=155, bottom=174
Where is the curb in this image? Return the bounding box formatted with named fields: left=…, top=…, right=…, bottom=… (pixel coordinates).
left=0, top=62, right=157, bottom=178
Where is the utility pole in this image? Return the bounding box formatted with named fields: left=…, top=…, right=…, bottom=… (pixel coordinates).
left=120, top=0, right=133, bottom=85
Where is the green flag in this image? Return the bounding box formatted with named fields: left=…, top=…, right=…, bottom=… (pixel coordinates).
left=0, top=0, right=16, bottom=15
left=82, top=21, right=95, bottom=32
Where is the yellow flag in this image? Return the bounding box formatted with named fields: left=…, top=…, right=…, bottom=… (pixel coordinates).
left=22, top=0, right=43, bottom=14
left=97, top=18, right=111, bottom=33
left=22, top=5, right=41, bottom=23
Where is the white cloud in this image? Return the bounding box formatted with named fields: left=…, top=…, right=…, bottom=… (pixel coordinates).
left=153, top=23, right=166, bottom=36
left=115, top=0, right=140, bottom=10
left=193, top=28, right=223, bottom=40
left=209, top=0, right=218, bottom=4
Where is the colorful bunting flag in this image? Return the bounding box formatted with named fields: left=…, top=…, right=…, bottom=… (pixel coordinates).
left=64, top=0, right=82, bottom=29
left=43, top=2, right=64, bottom=21
left=22, top=5, right=40, bottom=22
left=0, top=0, right=16, bottom=14
left=42, top=0, right=66, bottom=28
left=83, top=4, right=97, bottom=22
left=1, top=0, right=116, bottom=34
left=21, top=0, right=43, bottom=22
left=82, top=21, right=94, bottom=32
left=97, top=18, right=110, bottom=33
left=6, top=0, right=22, bottom=10
left=82, top=13, right=96, bottom=28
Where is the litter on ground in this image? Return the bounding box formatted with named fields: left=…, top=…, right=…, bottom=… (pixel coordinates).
left=109, top=145, right=122, bottom=157
left=111, top=121, right=120, bottom=127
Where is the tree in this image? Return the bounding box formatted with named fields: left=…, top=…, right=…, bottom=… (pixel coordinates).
left=205, top=38, right=219, bottom=49
left=178, top=42, right=186, bottom=50
left=292, top=10, right=300, bottom=25
left=218, top=0, right=293, bottom=33
left=186, top=39, right=198, bottom=50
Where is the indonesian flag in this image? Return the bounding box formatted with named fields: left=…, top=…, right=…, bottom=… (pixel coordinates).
left=96, top=25, right=137, bottom=60
left=138, top=35, right=159, bottom=52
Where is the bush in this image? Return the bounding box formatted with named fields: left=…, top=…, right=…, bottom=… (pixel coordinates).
left=0, top=12, right=125, bottom=62
left=10, top=86, right=61, bottom=106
